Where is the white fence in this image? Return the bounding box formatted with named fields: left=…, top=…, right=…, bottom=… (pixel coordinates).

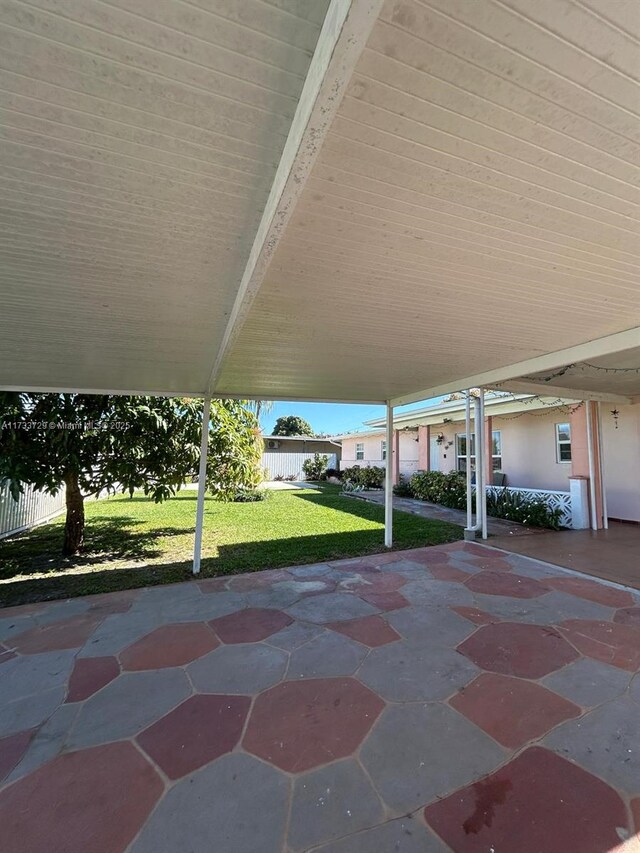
left=485, top=485, right=573, bottom=528
left=0, top=482, right=66, bottom=539
left=262, top=452, right=338, bottom=481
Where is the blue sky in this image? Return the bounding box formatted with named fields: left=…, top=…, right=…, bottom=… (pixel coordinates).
left=260, top=398, right=442, bottom=436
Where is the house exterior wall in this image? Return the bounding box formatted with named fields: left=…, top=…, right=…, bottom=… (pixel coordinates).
left=341, top=403, right=639, bottom=522
left=601, top=404, right=640, bottom=523
left=493, top=411, right=571, bottom=491
left=341, top=432, right=419, bottom=478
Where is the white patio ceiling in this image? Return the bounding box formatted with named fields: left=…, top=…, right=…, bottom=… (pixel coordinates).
left=1, top=0, right=639, bottom=403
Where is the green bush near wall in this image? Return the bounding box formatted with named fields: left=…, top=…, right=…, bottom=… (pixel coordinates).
left=341, top=465, right=386, bottom=489
left=396, top=470, right=563, bottom=530
left=407, top=471, right=468, bottom=509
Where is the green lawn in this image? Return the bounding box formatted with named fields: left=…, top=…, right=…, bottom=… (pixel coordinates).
left=0, top=484, right=462, bottom=607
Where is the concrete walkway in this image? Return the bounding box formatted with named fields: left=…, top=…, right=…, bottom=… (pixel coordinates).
left=1, top=543, right=639, bottom=851
left=348, top=490, right=542, bottom=538
left=492, top=521, right=640, bottom=591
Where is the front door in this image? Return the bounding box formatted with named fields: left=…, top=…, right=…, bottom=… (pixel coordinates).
left=429, top=436, right=440, bottom=472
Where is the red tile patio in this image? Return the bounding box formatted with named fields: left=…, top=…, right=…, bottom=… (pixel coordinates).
left=0, top=541, right=638, bottom=851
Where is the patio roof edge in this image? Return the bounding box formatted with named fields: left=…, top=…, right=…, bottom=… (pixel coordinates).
left=389, top=327, right=640, bottom=408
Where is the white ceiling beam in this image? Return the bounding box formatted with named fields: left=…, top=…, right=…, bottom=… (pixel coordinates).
left=0, top=384, right=200, bottom=398
left=492, top=380, right=633, bottom=404
left=206, top=0, right=385, bottom=395
left=390, top=327, right=640, bottom=407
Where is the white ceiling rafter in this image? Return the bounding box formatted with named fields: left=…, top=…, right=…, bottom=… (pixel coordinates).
left=206, top=0, right=386, bottom=396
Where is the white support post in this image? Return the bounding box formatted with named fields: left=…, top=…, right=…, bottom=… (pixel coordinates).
left=596, top=402, right=609, bottom=529
left=585, top=400, right=598, bottom=531
left=464, top=390, right=475, bottom=539
left=192, top=394, right=211, bottom=575
left=476, top=388, right=488, bottom=539
left=384, top=401, right=393, bottom=548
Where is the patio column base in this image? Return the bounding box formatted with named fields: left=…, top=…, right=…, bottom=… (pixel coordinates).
left=463, top=528, right=477, bottom=541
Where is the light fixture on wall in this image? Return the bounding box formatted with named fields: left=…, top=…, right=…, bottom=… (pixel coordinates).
left=435, top=433, right=445, bottom=445
left=611, top=409, right=620, bottom=429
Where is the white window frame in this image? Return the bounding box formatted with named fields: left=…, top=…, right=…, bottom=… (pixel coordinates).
left=381, top=439, right=387, bottom=460
left=555, top=423, right=572, bottom=463
left=456, top=433, right=475, bottom=472
left=491, top=430, right=503, bottom=472
left=355, top=442, right=365, bottom=461
left=455, top=431, right=502, bottom=472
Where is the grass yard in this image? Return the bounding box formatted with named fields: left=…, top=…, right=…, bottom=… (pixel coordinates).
left=0, top=483, right=462, bottom=607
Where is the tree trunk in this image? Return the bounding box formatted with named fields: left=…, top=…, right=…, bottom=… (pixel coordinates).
left=62, top=471, right=85, bottom=556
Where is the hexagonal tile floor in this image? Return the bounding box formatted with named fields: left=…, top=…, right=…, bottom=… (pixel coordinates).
left=1, top=543, right=639, bottom=852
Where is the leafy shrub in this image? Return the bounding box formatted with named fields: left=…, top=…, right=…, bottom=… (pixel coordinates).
left=409, top=471, right=467, bottom=509
left=393, top=476, right=413, bottom=497
left=341, top=465, right=385, bottom=489
left=233, top=488, right=268, bottom=502
left=273, top=474, right=285, bottom=481
left=323, top=468, right=341, bottom=480
left=407, top=471, right=562, bottom=529
left=485, top=488, right=562, bottom=529
left=302, top=453, right=329, bottom=481
left=284, top=474, right=297, bottom=481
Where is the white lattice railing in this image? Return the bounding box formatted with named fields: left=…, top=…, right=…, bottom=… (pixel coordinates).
left=484, top=485, right=573, bottom=528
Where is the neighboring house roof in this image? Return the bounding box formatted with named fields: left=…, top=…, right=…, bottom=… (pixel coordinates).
left=333, top=392, right=581, bottom=439
left=263, top=435, right=341, bottom=443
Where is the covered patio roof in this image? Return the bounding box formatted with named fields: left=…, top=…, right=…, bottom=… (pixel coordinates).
left=0, top=0, right=638, bottom=403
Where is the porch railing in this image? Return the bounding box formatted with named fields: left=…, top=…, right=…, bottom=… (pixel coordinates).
left=484, top=485, right=573, bottom=528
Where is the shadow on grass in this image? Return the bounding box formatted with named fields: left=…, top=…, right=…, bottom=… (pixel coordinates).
left=0, top=485, right=462, bottom=608
left=0, top=515, right=192, bottom=580
left=0, top=523, right=462, bottom=608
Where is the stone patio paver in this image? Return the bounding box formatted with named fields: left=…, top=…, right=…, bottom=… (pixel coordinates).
left=357, top=639, right=480, bottom=702
left=450, top=672, right=580, bottom=748
left=286, top=592, right=378, bottom=623
left=424, top=746, right=629, bottom=852
left=542, top=657, right=632, bottom=707
left=543, top=696, right=640, bottom=793
left=387, top=604, right=475, bottom=648
left=0, top=742, right=163, bottom=853
left=264, top=620, right=324, bottom=650
left=131, top=753, right=290, bottom=853
left=1, top=649, right=76, bottom=702
left=137, top=694, right=251, bottom=779
left=120, top=622, right=219, bottom=669
left=1, top=541, right=638, bottom=851
left=10, top=613, right=102, bottom=654
left=471, top=589, right=615, bottom=625
left=188, top=643, right=287, bottom=694
left=312, top=819, right=447, bottom=853
left=360, top=703, right=506, bottom=814
left=287, top=759, right=384, bottom=851
left=68, top=669, right=191, bottom=749
left=327, top=614, right=400, bottom=647
left=287, top=630, right=367, bottom=679
left=244, top=678, right=384, bottom=772
left=210, top=607, right=292, bottom=643
left=458, top=621, right=579, bottom=678
left=0, top=686, right=66, bottom=737
left=615, top=606, right=640, bottom=626
left=465, top=570, right=549, bottom=599
left=558, top=619, right=640, bottom=671
left=0, top=730, right=33, bottom=783
left=543, top=575, right=634, bottom=608
left=65, top=655, right=120, bottom=702
left=6, top=703, right=79, bottom=783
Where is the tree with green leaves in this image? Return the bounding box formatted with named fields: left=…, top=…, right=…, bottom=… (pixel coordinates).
left=0, top=394, right=262, bottom=556
left=271, top=415, right=314, bottom=436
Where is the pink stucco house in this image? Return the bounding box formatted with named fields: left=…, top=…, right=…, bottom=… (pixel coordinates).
left=337, top=393, right=640, bottom=527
